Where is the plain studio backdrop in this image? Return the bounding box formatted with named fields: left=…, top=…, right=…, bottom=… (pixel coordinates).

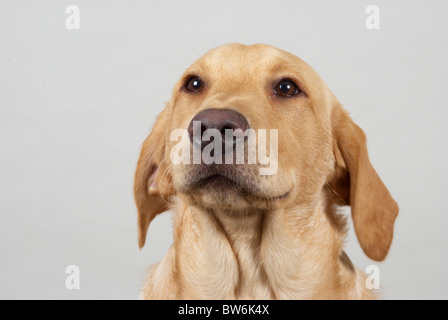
left=0, top=0, right=447, bottom=300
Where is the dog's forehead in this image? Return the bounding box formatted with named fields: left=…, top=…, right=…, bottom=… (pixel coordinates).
left=187, top=44, right=309, bottom=79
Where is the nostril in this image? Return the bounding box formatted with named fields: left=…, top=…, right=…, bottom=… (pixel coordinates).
left=187, top=108, right=249, bottom=149
left=201, top=123, right=208, bottom=136
left=221, top=124, right=236, bottom=135
left=187, top=121, right=206, bottom=138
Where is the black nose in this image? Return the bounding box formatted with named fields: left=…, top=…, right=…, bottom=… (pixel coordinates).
left=187, top=108, right=249, bottom=151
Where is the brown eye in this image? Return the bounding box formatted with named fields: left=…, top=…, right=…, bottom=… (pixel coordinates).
left=274, top=79, right=300, bottom=97
left=185, top=77, right=204, bottom=93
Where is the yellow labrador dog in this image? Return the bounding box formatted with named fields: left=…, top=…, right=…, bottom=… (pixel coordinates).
left=134, top=44, right=398, bottom=300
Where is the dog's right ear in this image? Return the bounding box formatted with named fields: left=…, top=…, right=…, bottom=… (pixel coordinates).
left=134, top=107, right=174, bottom=249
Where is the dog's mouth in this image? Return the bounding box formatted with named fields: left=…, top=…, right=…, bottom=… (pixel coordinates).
left=197, top=174, right=239, bottom=189
left=182, top=164, right=291, bottom=203
left=185, top=164, right=255, bottom=193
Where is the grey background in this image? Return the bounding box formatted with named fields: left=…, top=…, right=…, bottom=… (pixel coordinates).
left=0, top=0, right=447, bottom=300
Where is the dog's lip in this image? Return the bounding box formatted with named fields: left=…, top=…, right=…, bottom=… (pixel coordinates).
left=252, top=188, right=292, bottom=202
left=189, top=171, right=243, bottom=190
left=197, top=173, right=237, bottom=186
left=187, top=167, right=293, bottom=201
left=271, top=190, right=291, bottom=200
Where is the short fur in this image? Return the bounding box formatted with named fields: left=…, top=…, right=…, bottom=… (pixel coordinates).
left=134, top=44, right=398, bottom=300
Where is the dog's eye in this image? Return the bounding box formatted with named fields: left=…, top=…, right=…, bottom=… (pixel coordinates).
left=274, top=79, right=300, bottom=97
left=185, top=77, right=204, bottom=93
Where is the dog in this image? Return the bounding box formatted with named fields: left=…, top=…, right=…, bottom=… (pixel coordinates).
left=134, top=44, right=398, bottom=300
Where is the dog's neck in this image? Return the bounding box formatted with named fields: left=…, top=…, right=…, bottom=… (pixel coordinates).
left=172, top=191, right=365, bottom=299
left=207, top=207, right=273, bottom=299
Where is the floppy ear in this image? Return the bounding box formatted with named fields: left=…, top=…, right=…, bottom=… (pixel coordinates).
left=134, top=107, right=174, bottom=249
left=329, top=106, right=399, bottom=261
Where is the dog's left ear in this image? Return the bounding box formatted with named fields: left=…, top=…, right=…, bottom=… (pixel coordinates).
left=134, top=107, right=175, bottom=249
left=329, top=105, right=399, bottom=261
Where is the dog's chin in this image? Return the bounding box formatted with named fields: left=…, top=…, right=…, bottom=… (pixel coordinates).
left=186, top=174, right=252, bottom=210
left=181, top=174, right=292, bottom=211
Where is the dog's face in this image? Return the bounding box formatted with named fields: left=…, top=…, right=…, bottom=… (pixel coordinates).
left=166, top=44, right=334, bottom=211
left=135, top=44, right=398, bottom=261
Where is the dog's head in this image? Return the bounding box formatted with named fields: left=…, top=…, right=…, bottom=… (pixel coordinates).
left=134, top=44, right=398, bottom=261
